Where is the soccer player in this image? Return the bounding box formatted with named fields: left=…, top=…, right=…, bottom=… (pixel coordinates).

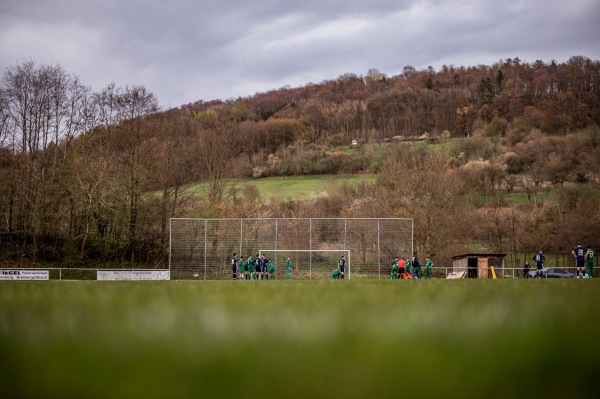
left=332, top=268, right=341, bottom=279
left=390, top=257, right=399, bottom=279
left=413, top=257, right=422, bottom=279
left=256, top=255, right=265, bottom=280
left=533, top=249, right=545, bottom=278
left=238, top=256, right=245, bottom=280
left=286, top=257, right=292, bottom=279
left=585, top=245, right=595, bottom=278
left=247, top=254, right=254, bottom=280
left=262, top=254, right=269, bottom=281
left=231, top=253, right=238, bottom=280
left=405, top=257, right=412, bottom=278
left=425, top=256, right=433, bottom=279
left=254, top=254, right=261, bottom=280
left=398, top=257, right=406, bottom=278
left=572, top=243, right=587, bottom=278
left=338, top=255, right=346, bottom=279
left=243, top=256, right=250, bottom=280
left=269, top=258, right=275, bottom=279
left=523, top=261, right=530, bottom=278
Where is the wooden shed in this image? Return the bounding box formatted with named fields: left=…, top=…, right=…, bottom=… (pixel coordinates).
left=450, top=253, right=506, bottom=279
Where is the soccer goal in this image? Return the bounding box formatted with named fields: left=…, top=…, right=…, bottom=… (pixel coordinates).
left=169, top=218, right=413, bottom=280
left=258, top=249, right=351, bottom=279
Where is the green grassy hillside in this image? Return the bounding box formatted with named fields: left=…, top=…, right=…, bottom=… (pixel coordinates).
left=185, top=172, right=554, bottom=206
left=189, top=174, right=376, bottom=201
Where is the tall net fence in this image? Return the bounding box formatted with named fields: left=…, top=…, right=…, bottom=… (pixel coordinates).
left=169, top=218, right=413, bottom=280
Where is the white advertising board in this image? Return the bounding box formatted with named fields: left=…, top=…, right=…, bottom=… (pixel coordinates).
left=0, top=270, right=49, bottom=280
left=97, top=270, right=170, bottom=281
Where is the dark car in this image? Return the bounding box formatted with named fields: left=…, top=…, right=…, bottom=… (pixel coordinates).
left=527, top=268, right=574, bottom=278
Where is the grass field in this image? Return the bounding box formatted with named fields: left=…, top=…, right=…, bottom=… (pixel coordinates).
left=185, top=172, right=554, bottom=205
left=189, top=174, right=376, bottom=200
left=2, top=280, right=597, bottom=399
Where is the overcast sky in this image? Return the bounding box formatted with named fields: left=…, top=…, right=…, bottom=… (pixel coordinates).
left=1, top=0, right=599, bottom=108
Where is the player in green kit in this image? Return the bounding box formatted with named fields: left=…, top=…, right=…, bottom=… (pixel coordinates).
left=286, top=257, right=292, bottom=279
left=425, top=256, right=433, bottom=279
left=390, top=257, right=399, bottom=279
left=585, top=245, right=595, bottom=278
left=405, top=257, right=412, bottom=278
left=238, top=256, right=245, bottom=280
left=247, top=254, right=254, bottom=280
left=269, top=258, right=275, bottom=279
left=332, top=269, right=341, bottom=279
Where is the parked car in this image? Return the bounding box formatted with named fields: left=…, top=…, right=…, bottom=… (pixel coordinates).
left=527, top=268, right=574, bottom=278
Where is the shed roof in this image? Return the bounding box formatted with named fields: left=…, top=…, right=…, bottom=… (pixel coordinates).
left=451, top=253, right=506, bottom=259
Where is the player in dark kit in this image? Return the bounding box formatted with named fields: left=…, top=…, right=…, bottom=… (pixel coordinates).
left=533, top=250, right=545, bottom=278
left=338, top=255, right=346, bottom=279
left=254, top=254, right=261, bottom=280
left=262, top=255, right=269, bottom=280
left=243, top=256, right=250, bottom=280
left=413, top=257, right=422, bottom=279
left=231, top=253, right=238, bottom=280
left=523, top=261, right=530, bottom=278
left=255, top=255, right=260, bottom=280
left=572, top=244, right=587, bottom=278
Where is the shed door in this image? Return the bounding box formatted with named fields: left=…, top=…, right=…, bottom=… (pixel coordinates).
left=467, top=258, right=478, bottom=278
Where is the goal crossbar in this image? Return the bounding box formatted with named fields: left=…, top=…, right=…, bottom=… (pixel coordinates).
left=259, top=249, right=351, bottom=279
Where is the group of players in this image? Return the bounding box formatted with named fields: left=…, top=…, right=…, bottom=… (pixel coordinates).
left=389, top=256, right=433, bottom=279
left=231, top=253, right=293, bottom=280
left=528, top=244, right=595, bottom=278
left=233, top=253, right=348, bottom=280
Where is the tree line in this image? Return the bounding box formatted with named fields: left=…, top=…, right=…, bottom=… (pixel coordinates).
left=0, top=56, right=599, bottom=268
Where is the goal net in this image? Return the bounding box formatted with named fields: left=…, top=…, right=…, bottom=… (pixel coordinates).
left=169, top=218, right=413, bottom=280
left=258, top=249, right=350, bottom=280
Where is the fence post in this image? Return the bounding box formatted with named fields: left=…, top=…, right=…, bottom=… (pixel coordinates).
left=345, top=219, right=349, bottom=280
left=204, top=219, right=207, bottom=280
left=239, top=219, right=243, bottom=259
left=377, top=219, right=381, bottom=279
left=309, top=219, right=312, bottom=280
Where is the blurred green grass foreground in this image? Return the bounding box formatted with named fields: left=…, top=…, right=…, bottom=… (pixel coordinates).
left=1, top=280, right=598, bottom=399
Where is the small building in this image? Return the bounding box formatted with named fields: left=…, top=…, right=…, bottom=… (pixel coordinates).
left=450, top=253, right=506, bottom=279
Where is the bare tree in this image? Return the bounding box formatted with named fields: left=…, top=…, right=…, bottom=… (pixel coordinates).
left=376, top=147, right=467, bottom=261
left=115, top=86, right=160, bottom=262
left=1, top=60, right=94, bottom=260
left=194, top=110, right=241, bottom=205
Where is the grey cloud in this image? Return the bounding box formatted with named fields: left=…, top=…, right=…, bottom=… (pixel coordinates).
left=1, top=0, right=599, bottom=107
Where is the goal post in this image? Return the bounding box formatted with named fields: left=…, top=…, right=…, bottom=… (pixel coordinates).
left=258, top=249, right=351, bottom=279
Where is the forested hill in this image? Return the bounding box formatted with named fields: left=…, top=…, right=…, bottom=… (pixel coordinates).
left=180, top=56, right=599, bottom=137
left=1, top=56, right=599, bottom=268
